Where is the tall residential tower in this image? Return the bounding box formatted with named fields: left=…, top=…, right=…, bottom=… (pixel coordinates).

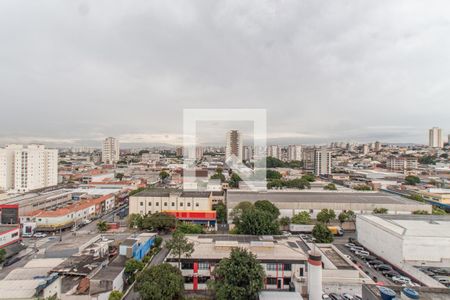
left=428, top=127, right=443, bottom=148
left=102, top=137, right=120, bottom=164
left=225, top=130, right=243, bottom=162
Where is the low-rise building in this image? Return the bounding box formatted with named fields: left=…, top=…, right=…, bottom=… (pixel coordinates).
left=165, top=235, right=372, bottom=296
left=119, top=232, right=156, bottom=261
left=386, top=156, right=418, bottom=171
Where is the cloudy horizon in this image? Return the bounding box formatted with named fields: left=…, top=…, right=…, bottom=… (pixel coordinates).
left=1, top=1, right=449, bottom=147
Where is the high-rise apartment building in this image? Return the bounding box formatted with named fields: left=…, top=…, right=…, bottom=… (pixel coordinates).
left=287, top=145, right=302, bottom=161
left=0, top=144, right=58, bottom=193
left=374, top=141, right=381, bottom=152
left=362, top=144, right=369, bottom=155
left=428, top=127, right=443, bottom=148
left=225, top=130, right=242, bottom=162
left=102, top=137, right=120, bottom=164
left=242, top=146, right=252, bottom=161
left=267, top=145, right=281, bottom=160
left=302, top=148, right=316, bottom=171
left=314, top=148, right=332, bottom=176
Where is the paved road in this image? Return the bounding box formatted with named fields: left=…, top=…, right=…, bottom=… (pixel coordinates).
left=123, top=247, right=170, bottom=300
left=335, top=244, right=394, bottom=285
left=0, top=205, right=127, bottom=279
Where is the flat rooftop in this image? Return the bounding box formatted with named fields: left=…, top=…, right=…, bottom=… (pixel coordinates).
left=227, top=190, right=424, bottom=205
left=363, top=284, right=450, bottom=300
left=167, top=235, right=308, bottom=262
left=358, top=215, right=450, bottom=238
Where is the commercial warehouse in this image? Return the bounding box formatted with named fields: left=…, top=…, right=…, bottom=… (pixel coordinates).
left=227, top=190, right=431, bottom=219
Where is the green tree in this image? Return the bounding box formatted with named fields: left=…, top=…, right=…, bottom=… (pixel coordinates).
left=0, top=249, right=6, bottom=264
left=214, top=202, right=227, bottom=224
left=128, top=213, right=144, bottom=229
left=211, top=172, right=226, bottom=182
left=266, top=170, right=282, bottom=180
left=166, top=232, right=194, bottom=269
left=291, top=211, right=312, bottom=225
left=115, top=173, right=124, bottom=180
left=254, top=200, right=280, bottom=219
left=125, top=259, right=145, bottom=282
left=279, top=216, right=291, bottom=228
left=312, top=223, right=334, bottom=243
left=235, top=208, right=280, bottom=235
left=285, top=178, right=310, bottom=189
left=97, top=220, right=108, bottom=232
left=405, top=175, right=420, bottom=186
left=267, top=179, right=284, bottom=189
left=412, top=210, right=429, bottom=215
left=228, top=173, right=242, bottom=188
left=230, top=201, right=254, bottom=224
left=301, top=174, right=316, bottom=182
left=323, top=183, right=337, bottom=190
left=346, top=210, right=356, bottom=223
left=175, top=223, right=204, bottom=234
left=419, top=155, right=436, bottom=165
left=353, top=184, right=371, bottom=191
left=108, top=290, right=123, bottom=300
left=142, top=212, right=176, bottom=232
left=316, top=209, right=336, bottom=224
left=432, top=207, right=447, bottom=215
left=408, top=194, right=425, bottom=202
left=210, top=248, right=265, bottom=300
left=135, top=263, right=184, bottom=300
left=338, top=211, right=349, bottom=224
left=373, top=207, right=388, bottom=214
left=266, top=157, right=285, bottom=168
left=159, top=171, right=170, bottom=181
left=154, top=236, right=163, bottom=249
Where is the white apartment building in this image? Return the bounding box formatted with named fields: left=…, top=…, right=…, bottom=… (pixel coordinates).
left=268, top=145, right=281, bottom=160
left=102, top=137, right=120, bottom=164
left=428, top=127, right=443, bottom=148
left=386, top=156, right=418, bottom=171
left=287, top=145, right=302, bottom=161
left=0, top=144, right=58, bottom=193
left=314, top=148, right=332, bottom=176
left=242, top=146, right=252, bottom=161
left=225, top=130, right=242, bottom=162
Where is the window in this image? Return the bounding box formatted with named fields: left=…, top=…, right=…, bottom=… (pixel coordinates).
left=299, top=267, right=304, bottom=277
left=155, top=202, right=159, bottom=206
left=198, top=262, right=209, bottom=270
left=283, top=264, right=292, bottom=271
left=187, top=202, right=191, bottom=207
left=283, top=277, right=291, bottom=285
left=181, top=262, right=194, bottom=270
left=184, top=276, right=193, bottom=283
left=172, top=202, right=175, bottom=207
left=196, top=203, right=199, bottom=207
left=266, top=278, right=277, bottom=285
left=198, top=276, right=210, bottom=284
left=164, top=202, right=167, bottom=206
left=12, top=232, right=19, bottom=238
left=180, top=202, right=183, bottom=207
left=266, top=263, right=277, bottom=271
left=140, top=202, right=143, bottom=206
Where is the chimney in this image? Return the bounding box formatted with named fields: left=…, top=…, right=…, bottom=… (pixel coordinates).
left=307, top=250, right=322, bottom=300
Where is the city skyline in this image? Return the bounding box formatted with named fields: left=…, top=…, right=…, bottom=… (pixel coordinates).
left=1, top=1, right=450, bottom=146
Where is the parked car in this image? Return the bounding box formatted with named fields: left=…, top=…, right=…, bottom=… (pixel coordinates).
left=367, top=260, right=383, bottom=266
left=362, top=255, right=377, bottom=261
left=355, top=250, right=370, bottom=257
left=322, top=293, right=331, bottom=299
left=375, top=264, right=393, bottom=272
left=329, top=293, right=344, bottom=300
left=33, top=232, right=47, bottom=238
left=342, top=293, right=354, bottom=300
left=350, top=246, right=364, bottom=252
left=420, top=269, right=435, bottom=276
left=383, top=270, right=400, bottom=278
left=3, top=256, right=21, bottom=267
left=353, top=296, right=362, bottom=300
left=392, top=276, right=411, bottom=284
left=345, top=243, right=355, bottom=248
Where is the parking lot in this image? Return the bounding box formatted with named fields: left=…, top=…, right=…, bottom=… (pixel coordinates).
left=336, top=238, right=422, bottom=288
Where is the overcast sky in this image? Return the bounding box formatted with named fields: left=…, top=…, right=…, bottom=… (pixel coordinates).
left=1, top=1, right=450, bottom=147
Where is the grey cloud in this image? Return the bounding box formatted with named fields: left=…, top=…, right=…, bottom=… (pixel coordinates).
left=0, top=0, right=449, bottom=147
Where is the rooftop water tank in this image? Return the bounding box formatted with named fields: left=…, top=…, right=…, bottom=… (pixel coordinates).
left=379, top=287, right=397, bottom=300
left=401, top=288, right=419, bottom=300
